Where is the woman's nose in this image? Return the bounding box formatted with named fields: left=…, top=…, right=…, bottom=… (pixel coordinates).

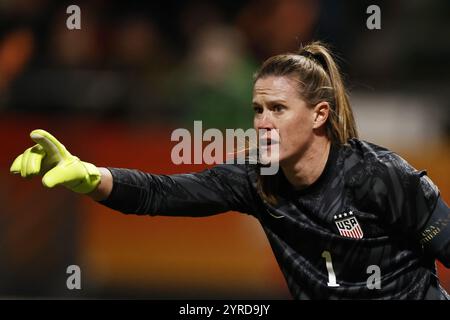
left=255, top=112, right=274, bottom=130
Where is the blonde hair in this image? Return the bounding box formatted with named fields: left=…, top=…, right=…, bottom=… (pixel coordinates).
left=253, top=41, right=358, bottom=204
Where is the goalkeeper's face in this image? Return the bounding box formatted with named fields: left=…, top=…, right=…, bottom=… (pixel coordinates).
left=252, top=75, right=323, bottom=164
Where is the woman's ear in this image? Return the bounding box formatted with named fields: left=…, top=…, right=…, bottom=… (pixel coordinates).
left=312, top=102, right=330, bottom=129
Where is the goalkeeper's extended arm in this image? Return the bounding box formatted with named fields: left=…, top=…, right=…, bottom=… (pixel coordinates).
left=10, top=129, right=113, bottom=200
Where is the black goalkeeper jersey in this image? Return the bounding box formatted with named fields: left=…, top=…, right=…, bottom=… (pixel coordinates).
left=100, top=139, right=450, bottom=299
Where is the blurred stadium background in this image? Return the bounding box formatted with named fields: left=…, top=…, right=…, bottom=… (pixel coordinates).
left=0, top=0, right=449, bottom=298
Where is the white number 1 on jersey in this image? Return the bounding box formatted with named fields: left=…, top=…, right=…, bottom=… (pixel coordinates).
left=321, top=250, right=340, bottom=287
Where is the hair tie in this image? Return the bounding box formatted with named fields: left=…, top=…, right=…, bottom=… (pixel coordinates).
left=301, top=51, right=327, bottom=71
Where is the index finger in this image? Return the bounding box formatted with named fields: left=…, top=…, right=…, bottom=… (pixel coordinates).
left=30, top=129, right=71, bottom=161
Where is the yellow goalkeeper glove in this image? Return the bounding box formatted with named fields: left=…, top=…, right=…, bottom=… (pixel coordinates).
left=10, top=129, right=101, bottom=194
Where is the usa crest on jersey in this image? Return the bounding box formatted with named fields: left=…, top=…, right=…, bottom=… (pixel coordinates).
left=334, top=211, right=364, bottom=239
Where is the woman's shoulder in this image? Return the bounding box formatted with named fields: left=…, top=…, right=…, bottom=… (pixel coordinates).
left=345, top=138, right=397, bottom=162
left=341, top=138, right=422, bottom=187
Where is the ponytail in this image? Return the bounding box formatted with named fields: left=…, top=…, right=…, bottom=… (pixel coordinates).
left=299, top=42, right=358, bottom=144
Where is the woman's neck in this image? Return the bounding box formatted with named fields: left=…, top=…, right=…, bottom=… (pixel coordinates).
left=281, top=137, right=331, bottom=190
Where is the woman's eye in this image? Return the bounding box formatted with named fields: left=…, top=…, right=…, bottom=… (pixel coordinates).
left=253, top=106, right=263, bottom=114
left=273, top=105, right=285, bottom=112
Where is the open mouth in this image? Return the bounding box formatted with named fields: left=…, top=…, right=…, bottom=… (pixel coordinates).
left=259, top=137, right=279, bottom=147
left=258, top=129, right=280, bottom=148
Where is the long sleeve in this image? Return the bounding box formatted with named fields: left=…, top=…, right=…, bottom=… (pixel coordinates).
left=419, top=195, right=450, bottom=267
left=368, top=151, right=450, bottom=267
left=98, top=164, right=258, bottom=217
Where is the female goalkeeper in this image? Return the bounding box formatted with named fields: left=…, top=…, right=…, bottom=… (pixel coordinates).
left=11, top=42, right=450, bottom=299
